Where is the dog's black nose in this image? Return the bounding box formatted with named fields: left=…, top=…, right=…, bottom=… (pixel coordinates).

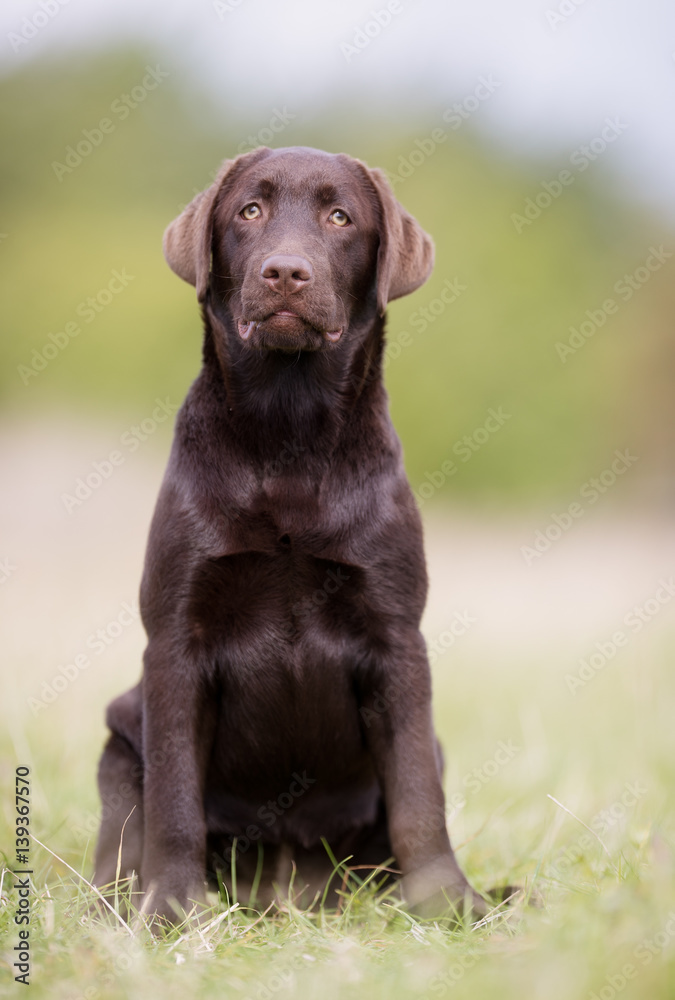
left=260, top=254, right=313, bottom=295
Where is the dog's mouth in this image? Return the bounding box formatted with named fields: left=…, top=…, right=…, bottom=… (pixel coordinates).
left=237, top=311, right=342, bottom=350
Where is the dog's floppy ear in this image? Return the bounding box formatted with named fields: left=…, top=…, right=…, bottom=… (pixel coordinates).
left=163, top=147, right=271, bottom=301
left=363, top=167, right=434, bottom=316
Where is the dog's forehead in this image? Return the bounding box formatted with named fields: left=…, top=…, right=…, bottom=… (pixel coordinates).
left=233, top=147, right=371, bottom=204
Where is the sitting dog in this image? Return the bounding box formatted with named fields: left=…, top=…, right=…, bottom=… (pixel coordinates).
left=93, top=145, right=487, bottom=922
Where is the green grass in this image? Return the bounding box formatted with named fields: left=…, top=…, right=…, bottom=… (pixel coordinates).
left=2, top=633, right=674, bottom=999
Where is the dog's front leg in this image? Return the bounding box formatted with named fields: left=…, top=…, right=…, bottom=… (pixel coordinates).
left=140, top=639, right=216, bottom=924
left=361, top=636, right=486, bottom=918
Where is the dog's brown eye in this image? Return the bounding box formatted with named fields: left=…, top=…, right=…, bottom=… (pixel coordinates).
left=240, top=203, right=261, bottom=220
left=329, top=209, right=350, bottom=227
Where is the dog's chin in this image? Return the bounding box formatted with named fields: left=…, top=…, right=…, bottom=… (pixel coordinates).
left=237, top=313, right=342, bottom=353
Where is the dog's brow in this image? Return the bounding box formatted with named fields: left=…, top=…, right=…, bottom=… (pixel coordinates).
left=253, top=177, right=278, bottom=200
left=314, top=183, right=340, bottom=206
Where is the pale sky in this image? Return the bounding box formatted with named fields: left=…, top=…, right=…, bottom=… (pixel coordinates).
left=3, top=0, right=675, bottom=217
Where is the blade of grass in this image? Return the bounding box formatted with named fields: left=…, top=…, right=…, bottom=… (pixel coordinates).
left=249, top=840, right=264, bottom=907
left=547, top=794, right=619, bottom=875
left=319, top=837, right=353, bottom=911
left=30, top=834, right=134, bottom=936
left=230, top=837, right=238, bottom=906
left=114, top=806, right=136, bottom=915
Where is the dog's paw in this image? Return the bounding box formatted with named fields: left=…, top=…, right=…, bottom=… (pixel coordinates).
left=139, top=879, right=209, bottom=932
left=399, top=858, right=489, bottom=922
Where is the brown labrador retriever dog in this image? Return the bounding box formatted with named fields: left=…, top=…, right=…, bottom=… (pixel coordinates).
left=93, top=145, right=488, bottom=923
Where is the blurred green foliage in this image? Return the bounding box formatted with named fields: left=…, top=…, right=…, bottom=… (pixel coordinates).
left=2, top=49, right=674, bottom=501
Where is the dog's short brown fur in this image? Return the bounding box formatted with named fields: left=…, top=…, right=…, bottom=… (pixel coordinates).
left=94, top=146, right=486, bottom=921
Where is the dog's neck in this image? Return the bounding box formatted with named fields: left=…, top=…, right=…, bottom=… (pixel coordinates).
left=199, top=304, right=386, bottom=465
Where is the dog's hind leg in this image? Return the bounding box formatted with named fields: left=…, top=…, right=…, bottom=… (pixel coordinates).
left=93, top=732, right=144, bottom=885
left=93, top=685, right=144, bottom=911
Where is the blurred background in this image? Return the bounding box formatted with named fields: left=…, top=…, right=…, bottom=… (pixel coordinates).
left=2, top=0, right=675, bottom=942
left=3, top=0, right=675, bottom=496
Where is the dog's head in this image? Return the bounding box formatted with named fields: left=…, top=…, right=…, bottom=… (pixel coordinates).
left=163, top=146, right=434, bottom=353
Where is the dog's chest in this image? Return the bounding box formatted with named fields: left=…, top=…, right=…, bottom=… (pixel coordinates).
left=186, top=544, right=369, bottom=670
left=187, top=544, right=373, bottom=777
